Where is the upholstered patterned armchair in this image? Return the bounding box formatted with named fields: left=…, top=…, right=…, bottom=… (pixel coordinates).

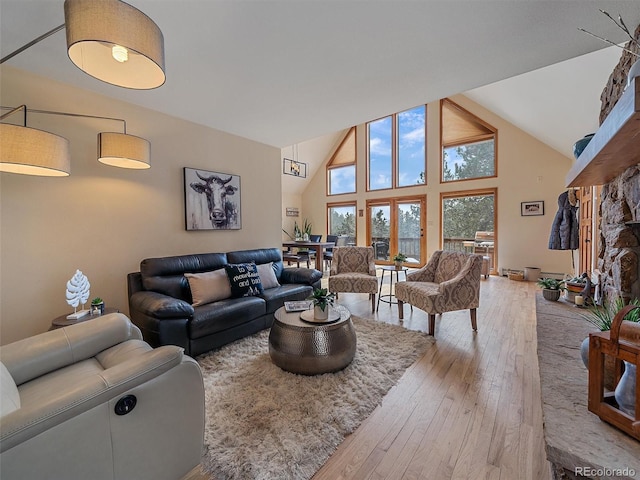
left=395, top=250, right=482, bottom=336
left=328, top=246, right=379, bottom=312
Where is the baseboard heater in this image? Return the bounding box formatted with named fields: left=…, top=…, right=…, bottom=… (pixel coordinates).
left=500, top=268, right=565, bottom=280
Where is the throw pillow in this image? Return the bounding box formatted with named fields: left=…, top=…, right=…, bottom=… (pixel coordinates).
left=185, top=269, right=232, bottom=306
left=0, top=361, right=20, bottom=417
left=225, top=263, right=264, bottom=298
left=257, top=262, right=280, bottom=289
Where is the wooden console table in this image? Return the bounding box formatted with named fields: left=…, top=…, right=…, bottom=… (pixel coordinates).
left=536, top=294, right=640, bottom=479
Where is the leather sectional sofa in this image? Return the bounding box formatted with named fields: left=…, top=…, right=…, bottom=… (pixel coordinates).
left=127, top=248, right=322, bottom=357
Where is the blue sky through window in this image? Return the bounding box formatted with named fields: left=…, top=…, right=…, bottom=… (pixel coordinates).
left=368, top=116, right=392, bottom=190
left=398, top=106, right=425, bottom=186
left=368, top=106, right=425, bottom=190
left=329, top=165, right=355, bottom=194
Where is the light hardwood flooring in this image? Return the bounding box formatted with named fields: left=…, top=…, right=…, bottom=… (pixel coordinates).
left=184, top=275, right=551, bottom=480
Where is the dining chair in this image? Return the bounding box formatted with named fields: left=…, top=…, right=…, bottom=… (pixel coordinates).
left=324, top=234, right=339, bottom=270
left=298, top=235, right=321, bottom=268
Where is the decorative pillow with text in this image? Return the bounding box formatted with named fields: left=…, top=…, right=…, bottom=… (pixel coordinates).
left=225, top=263, right=264, bottom=298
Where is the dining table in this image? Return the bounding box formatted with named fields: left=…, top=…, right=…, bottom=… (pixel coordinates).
left=282, top=240, right=335, bottom=271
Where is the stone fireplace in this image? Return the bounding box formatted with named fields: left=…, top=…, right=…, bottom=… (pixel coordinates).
left=597, top=25, right=640, bottom=303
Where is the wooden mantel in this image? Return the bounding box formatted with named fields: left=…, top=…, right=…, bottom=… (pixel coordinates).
left=566, top=77, right=640, bottom=187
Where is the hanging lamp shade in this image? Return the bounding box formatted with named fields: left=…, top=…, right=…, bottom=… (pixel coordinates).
left=64, top=0, right=165, bottom=90
left=98, top=132, right=150, bottom=169
left=0, top=124, right=71, bottom=176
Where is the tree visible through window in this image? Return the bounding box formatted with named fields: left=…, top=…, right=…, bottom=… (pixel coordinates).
left=441, top=189, right=497, bottom=273
left=442, top=194, right=494, bottom=240
left=328, top=204, right=356, bottom=237
left=443, top=139, right=495, bottom=181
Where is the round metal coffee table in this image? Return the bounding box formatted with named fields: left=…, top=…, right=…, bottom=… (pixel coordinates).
left=269, top=304, right=356, bottom=375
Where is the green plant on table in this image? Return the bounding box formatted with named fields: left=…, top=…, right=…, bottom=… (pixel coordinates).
left=91, top=297, right=103, bottom=305
left=536, top=278, right=565, bottom=290
left=302, top=219, right=312, bottom=237
left=308, top=288, right=335, bottom=312
left=393, top=253, right=407, bottom=263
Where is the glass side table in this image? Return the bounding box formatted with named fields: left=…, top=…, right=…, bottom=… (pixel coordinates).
left=377, top=265, right=409, bottom=311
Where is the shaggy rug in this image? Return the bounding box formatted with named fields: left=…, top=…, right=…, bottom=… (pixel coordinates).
left=196, top=315, right=433, bottom=480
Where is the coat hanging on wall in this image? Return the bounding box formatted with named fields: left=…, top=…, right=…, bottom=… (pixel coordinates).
left=548, top=190, right=579, bottom=250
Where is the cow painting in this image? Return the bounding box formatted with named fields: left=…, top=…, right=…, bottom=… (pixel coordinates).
left=184, top=168, right=241, bottom=230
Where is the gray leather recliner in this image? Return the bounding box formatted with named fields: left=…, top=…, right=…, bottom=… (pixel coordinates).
left=0, top=312, right=204, bottom=480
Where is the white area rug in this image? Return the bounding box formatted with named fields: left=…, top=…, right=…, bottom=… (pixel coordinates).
left=196, top=316, right=433, bottom=480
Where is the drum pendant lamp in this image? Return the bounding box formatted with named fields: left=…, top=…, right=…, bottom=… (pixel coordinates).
left=64, top=0, right=165, bottom=89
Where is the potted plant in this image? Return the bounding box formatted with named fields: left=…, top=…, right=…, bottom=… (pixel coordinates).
left=90, top=297, right=105, bottom=315
left=302, top=219, right=312, bottom=242
left=579, top=297, right=640, bottom=390
left=308, top=288, right=335, bottom=320
left=393, top=253, right=407, bottom=269
left=536, top=277, right=565, bottom=301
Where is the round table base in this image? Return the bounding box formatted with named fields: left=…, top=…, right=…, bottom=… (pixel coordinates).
left=269, top=306, right=356, bottom=375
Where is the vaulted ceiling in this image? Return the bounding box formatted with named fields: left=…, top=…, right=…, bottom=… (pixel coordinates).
left=1, top=1, right=638, bottom=159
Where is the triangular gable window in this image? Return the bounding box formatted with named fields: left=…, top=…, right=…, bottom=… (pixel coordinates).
left=441, top=99, right=497, bottom=183
left=328, top=127, right=356, bottom=167
left=442, top=99, right=495, bottom=147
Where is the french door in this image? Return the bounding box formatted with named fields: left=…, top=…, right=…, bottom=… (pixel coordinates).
left=367, top=196, right=426, bottom=266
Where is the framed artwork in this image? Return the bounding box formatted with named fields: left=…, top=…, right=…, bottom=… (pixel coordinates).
left=521, top=200, right=544, bottom=216
left=184, top=167, right=241, bottom=230
left=285, top=207, right=299, bottom=217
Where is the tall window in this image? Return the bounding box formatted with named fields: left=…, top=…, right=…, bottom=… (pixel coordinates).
left=367, top=105, right=426, bottom=191
left=328, top=203, right=356, bottom=242
left=398, top=106, right=426, bottom=187
left=327, top=127, right=356, bottom=195
left=441, top=99, right=496, bottom=183
left=441, top=188, right=497, bottom=273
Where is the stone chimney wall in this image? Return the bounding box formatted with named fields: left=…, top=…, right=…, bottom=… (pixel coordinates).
left=597, top=24, right=640, bottom=302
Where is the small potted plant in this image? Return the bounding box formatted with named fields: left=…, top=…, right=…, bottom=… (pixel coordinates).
left=393, top=253, right=407, bottom=269
left=536, top=277, right=565, bottom=302
left=308, top=288, right=335, bottom=320
left=90, top=297, right=105, bottom=315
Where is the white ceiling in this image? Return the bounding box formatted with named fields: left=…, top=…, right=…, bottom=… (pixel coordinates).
left=465, top=44, right=624, bottom=159
left=1, top=0, right=638, bottom=159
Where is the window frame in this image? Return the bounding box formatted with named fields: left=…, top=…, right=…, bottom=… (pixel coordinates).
left=440, top=187, right=498, bottom=274
left=440, top=98, right=497, bottom=184
left=327, top=127, right=357, bottom=196
left=366, top=194, right=426, bottom=267
left=366, top=105, right=427, bottom=192
left=327, top=201, right=358, bottom=239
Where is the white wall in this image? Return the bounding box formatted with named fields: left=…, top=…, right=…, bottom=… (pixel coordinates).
left=300, top=94, right=575, bottom=277
left=0, top=67, right=282, bottom=344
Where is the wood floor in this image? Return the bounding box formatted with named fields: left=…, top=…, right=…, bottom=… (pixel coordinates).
left=184, top=275, right=551, bottom=480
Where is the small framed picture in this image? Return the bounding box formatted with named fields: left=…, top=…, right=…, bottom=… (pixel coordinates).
left=521, top=201, right=544, bottom=216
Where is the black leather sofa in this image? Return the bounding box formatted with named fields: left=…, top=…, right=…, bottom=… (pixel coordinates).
left=127, top=248, right=322, bottom=357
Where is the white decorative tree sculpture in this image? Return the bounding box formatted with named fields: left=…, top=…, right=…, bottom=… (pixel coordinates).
left=65, top=269, right=91, bottom=320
